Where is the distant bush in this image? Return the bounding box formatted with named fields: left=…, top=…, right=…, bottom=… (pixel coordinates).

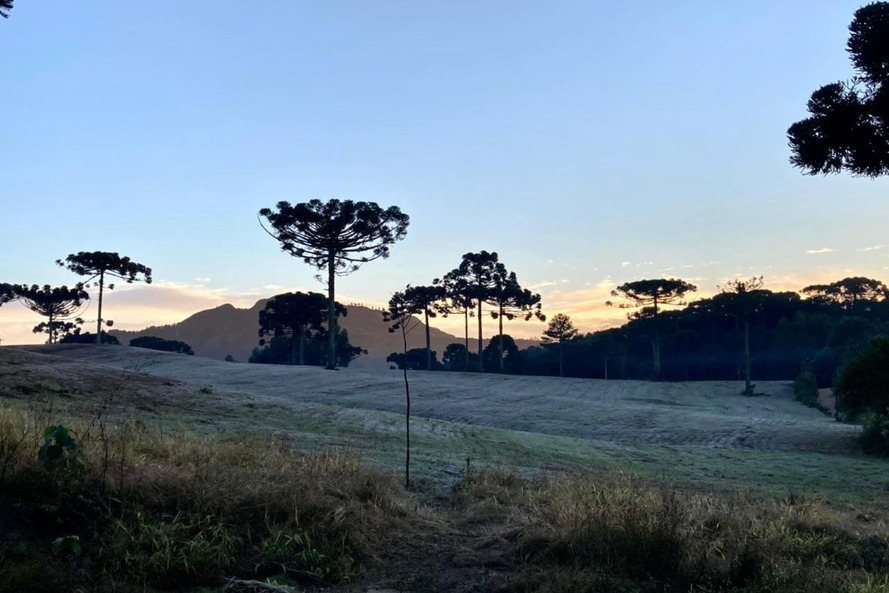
left=249, top=330, right=363, bottom=367
left=835, top=336, right=889, bottom=419
left=59, top=331, right=120, bottom=345
left=793, top=371, right=819, bottom=407
left=861, top=413, right=889, bottom=457
left=386, top=348, right=442, bottom=370
left=129, top=336, right=194, bottom=355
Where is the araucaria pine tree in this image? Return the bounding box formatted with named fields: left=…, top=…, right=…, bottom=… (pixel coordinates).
left=607, top=278, right=697, bottom=378
left=57, top=252, right=152, bottom=344
left=541, top=313, right=579, bottom=377
left=716, top=277, right=766, bottom=395
left=402, top=284, right=446, bottom=371
left=258, top=292, right=344, bottom=365
left=17, top=284, right=90, bottom=344
left=487, top=267, right=545, bottom=372
left=259, top=199, right=409, bottom=370
left=435, top=274, right=476, bottom=371
left=442, top=252, right=501, bottom=370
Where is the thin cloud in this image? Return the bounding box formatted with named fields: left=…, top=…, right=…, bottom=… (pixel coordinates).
left=529, top=281, right=557, bottom=290
left=857, top=245, right=884, bottom=252
left=805, top=247, right=834, bottom=255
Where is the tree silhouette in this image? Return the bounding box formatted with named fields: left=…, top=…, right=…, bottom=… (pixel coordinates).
left=402, top=284, right=446, bottom=370
left=483, top=334, right=520, bottom=373
left=386, top=348, right=440, bottom=371
left=0, top=283, right=15, bottom=307
left=435, top=274, right=475, bottom=371
left=802, top=277, right=888, bottom=310
left=130, top=336, right=194, bottom=355
left=835, top=337, right=889, bottom=422
left=259, top=199, right=409, bottom=370
left=716, top=276, right=766, bottom=395
left=17, top=285, right=90, bottom=344
left=788, top=3, right=889, bottom=177
left=442, top=342, right=477, bottom=371
left=258, top=292, right=343, bottom=365
left=57, top=252, right=152, bottom=345
left=541, top=313, right=579, bottom=377
left=0, top=1, right=13, bottom=19
left=488, top=268, right=544, bottom=372
left=442, top=251, right=501, bottom=370
left=384, top=290, right=423, bottom=488
left=60, top=331, right=120, bottom=345
left=608, top=278, right=697, bottom=378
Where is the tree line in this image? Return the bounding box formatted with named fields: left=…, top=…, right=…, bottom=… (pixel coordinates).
left=0, top=252, right=152, bottom=344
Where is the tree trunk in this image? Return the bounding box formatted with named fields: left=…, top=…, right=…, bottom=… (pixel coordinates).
left=424, top=307, right=432, bottom=371
left=498, top=304, right=505, bottom=373
left=744, top=317, right=752, bottom=395
left=604, top=357, right=608, bottom=380
left=290, top=334, right=297, bottom=365
left=298, top=324, right=305, bottom=366
left=558, top=341, right=564, bottom=377
left=464, top=307, right=469, bottom=371
left=477, top=299, right=483, bottom=371
left=402, top=328, right=411, bottom=488
left=326, top=251, right=337, bottom=370
left=48, top=311, right=54, bottom=344
left=652, top=338, right=661, bottom=378
left=652, top=296, right=661, bottom=379
left=96, top=271, right=105, bottom=345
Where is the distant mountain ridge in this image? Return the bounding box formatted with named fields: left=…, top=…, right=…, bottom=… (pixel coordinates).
left=111, top=299, right=539, bottom=365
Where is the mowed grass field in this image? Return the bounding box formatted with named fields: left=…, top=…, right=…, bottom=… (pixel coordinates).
left=3, top=344, right=887, bottom=506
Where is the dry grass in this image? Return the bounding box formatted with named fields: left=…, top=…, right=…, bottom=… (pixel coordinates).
left=455, top=471, right=889, bottom=592
left=2, top=402, right=889, bottom=592
left=0, top=406, right=409, bottom=592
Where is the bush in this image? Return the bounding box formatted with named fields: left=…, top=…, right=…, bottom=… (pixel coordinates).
left=793, top=371, right=819, bottom=407
left=59, top=331, right=120, bottom=345
left=861, top=413, right=889, bottom=456
left=835, top=336, right=889, bottom=420
left=129, top=336, right=195, bottom=355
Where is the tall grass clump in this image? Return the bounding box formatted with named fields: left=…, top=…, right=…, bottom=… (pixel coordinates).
left=0, top=406, right=406, bottom=592
left=455, top=472, right=889, bottom=593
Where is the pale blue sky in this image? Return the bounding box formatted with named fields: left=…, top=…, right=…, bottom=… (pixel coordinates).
left=2, top=1, right=889, bottom=342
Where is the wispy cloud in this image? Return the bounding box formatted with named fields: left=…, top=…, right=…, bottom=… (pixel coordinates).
left=805, top=247, right=834, bottom=255
left=857, top=245, right=884, bottom=252
left=528, top=281, right=558, bottom=290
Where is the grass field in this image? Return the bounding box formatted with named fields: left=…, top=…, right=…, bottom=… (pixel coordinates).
left=2, top=344, right=889, bottom=592
left=4, top=344, right=886, bottom=505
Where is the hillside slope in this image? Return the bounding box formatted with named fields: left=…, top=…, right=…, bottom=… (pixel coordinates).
left=111, top=299, right=538, bottom=364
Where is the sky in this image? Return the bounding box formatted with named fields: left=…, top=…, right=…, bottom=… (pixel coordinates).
left=2, top=1, right=889, bottom=345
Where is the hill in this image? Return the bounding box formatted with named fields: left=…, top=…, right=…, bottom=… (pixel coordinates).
left=111, top=299, right=538, bottom=364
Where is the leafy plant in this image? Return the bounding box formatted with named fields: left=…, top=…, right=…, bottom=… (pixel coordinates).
left=38, top=425, right=83, bottom=473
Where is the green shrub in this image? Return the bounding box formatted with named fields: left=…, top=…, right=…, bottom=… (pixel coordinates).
left=793, top=372, right=819, bottom=407
left=861, top=413, right=889, bottom=457
left=835, top=336, right=889, bottom=420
